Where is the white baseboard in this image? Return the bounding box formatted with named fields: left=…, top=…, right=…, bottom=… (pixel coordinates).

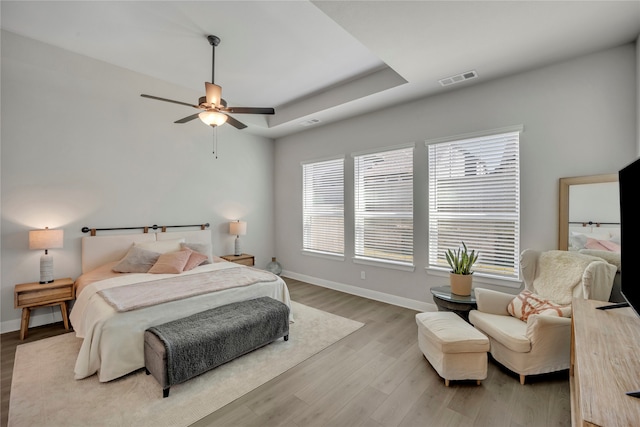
left=1, top=308, right=64, bottom=334
left=282, top=270, right=437, bottom=313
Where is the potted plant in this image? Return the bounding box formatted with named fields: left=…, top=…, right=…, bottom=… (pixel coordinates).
left=445, top=241, right=479, bottom=296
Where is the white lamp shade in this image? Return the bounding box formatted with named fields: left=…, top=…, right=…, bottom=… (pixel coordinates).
left=29, top=228, right=64, bottom=250
left=205, top=83, right=223, bottom=107
left=199, top=110, right=228, bottom=126
left=229, top=221, right=247, bottom=236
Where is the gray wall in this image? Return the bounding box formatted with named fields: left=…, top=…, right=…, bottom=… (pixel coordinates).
left=274, top=43, right=638, bottom=310
left=1, top=31, right=277, bottom=331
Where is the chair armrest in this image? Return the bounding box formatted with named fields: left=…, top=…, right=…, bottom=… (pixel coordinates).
left=525, top=314, right=571, bottom=347
left=474, top=288, right=515, bottom=315
left=581, top=261, right=617, bottom=302
left=520, top=249, right=540, bottom=290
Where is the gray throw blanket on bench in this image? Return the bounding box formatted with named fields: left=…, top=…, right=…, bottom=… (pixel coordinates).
left=146, top=297, right=290, bottom=386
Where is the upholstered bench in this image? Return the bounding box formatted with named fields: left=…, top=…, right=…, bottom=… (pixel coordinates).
left=415, top=311, right=489, bottom=386
left=144, top=296, right=290, bottom=397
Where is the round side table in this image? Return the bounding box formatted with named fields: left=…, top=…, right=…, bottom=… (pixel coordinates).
left=430, top=285, right=477, bottom=322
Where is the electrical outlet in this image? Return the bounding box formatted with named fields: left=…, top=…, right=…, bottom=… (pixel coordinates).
left=360, top=271, right=366, bottom=280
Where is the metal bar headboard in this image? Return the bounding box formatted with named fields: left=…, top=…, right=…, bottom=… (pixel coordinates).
left=81, top=223, right=210, bottom=236
left=569, top=221, right=620, bottom=226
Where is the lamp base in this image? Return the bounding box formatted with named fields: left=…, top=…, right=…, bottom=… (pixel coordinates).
left=40, top=253, right=54, bottom=284
left=234, top=236, right=242, bottom=256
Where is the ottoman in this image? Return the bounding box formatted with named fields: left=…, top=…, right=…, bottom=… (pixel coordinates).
left=415, top=311, right=489, bottom=386
left=145, top=297, right=290, bottom=398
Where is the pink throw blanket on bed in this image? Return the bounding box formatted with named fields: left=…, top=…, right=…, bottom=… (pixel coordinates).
left=98, top=267, right=279, bottom=312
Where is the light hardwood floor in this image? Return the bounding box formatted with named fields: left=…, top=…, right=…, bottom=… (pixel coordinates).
left=1, top=277, right=571, bottom=427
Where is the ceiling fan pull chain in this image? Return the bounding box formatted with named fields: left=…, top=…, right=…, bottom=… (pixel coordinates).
left=212, top=126, right=218, bottom=159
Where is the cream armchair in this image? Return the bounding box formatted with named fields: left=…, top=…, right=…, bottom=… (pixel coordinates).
left=468, top=249, right=616, bottom=384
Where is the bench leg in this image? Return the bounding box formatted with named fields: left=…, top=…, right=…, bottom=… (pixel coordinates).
left=163, top=387, right=170, bottom=398
left=284, top=335, right=289, bottom=341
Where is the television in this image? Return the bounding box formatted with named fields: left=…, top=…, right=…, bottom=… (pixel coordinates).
left=616, top=156, right=640, bottom=398
left=619, top=157, right=640, bottom=317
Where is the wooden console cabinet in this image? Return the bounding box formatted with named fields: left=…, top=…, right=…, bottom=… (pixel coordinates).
left=570, top=298, right=640, bottom=426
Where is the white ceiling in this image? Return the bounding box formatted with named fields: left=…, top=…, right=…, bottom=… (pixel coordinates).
left=2, top=1, right=639, bottom=139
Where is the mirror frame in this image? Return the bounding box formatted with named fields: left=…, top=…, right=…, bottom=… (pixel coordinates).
left=558, top=173, right=618, bottom=250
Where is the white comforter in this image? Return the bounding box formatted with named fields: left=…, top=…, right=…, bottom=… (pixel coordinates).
left=70, top=262, right=292, bottom=382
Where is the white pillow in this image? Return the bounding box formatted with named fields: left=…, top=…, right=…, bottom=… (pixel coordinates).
left=134, top=238, right=185, bottom=254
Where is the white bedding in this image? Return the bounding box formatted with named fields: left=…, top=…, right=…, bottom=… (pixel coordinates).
left=70, top=261, right=292, bottom=382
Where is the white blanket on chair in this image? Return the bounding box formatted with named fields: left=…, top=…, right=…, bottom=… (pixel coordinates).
left=533, top=251, right=594, bottom=304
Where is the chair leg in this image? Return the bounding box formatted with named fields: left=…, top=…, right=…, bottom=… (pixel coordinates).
left=519, top=374, right=525, bottom=385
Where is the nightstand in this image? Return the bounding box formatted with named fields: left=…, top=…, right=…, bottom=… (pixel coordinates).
left=14, top=277, right=75, bottom=340
left=220, top=253, right=255, bottom=266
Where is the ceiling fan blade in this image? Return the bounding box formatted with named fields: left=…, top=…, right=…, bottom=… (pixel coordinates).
left=220, top=106, right=275, bottom=115
left=174, top=113, right=201, bottom=124
left=141, top=94, right=199, bottom=109
left=221, top=114, right=247, bottom=129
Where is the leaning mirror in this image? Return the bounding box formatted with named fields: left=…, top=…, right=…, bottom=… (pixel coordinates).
left=558, top=174, right=619, bottom=251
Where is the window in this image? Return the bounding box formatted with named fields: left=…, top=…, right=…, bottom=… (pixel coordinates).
left=427, top=129, right=520, bottom=279
left=354, top=145, right=414, bottom=266
left=302, top=157, right=344, bottom=257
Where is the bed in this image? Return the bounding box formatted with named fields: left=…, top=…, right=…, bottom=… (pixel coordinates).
left=69, top=229, right=292, bottom=382
left=568, top=224, right=620, bottom=253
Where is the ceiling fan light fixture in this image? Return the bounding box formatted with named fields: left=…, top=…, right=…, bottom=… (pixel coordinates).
left=205, top=83, right=223, bottom=108
left=199, top=110, right=227, bottom=126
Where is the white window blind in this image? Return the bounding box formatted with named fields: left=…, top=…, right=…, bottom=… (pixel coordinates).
left=302, top=158, right=344, bottom=256
left=428, top=131, right=520, bottom=279
left=354, top=146, right=414, bottom=265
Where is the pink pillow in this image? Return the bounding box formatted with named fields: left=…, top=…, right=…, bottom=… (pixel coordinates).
left=507, top=290, right=571, bottom=322
left=181, top=247, right=210, bottom=271
left=148, top=250, right=190, bottom=274
left=584, top=238, right=617, bottom=252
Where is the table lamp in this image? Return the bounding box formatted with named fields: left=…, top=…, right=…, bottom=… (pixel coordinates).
left=29, top=227, right=64, bottom=284
left=229, top=220, right=247, bottom=256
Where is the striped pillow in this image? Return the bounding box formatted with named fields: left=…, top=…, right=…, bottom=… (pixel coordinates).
left=507, top=290, right=571, bottom=322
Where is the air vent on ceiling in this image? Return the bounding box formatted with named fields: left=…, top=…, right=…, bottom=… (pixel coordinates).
left=299, top=118, right=321, bottom=127
left=438, top=70, right=478, bottom=87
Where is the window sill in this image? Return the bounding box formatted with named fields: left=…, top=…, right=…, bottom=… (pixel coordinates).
left=301, top=250, right=345, bottom=262
left=425, top=267, right=522, bottom=289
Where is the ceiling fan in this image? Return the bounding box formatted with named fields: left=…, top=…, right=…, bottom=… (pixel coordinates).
left=141, top=35, right=275, bottom=130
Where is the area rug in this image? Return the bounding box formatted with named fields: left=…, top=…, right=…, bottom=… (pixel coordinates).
left=8, top=301, right=363, bottom=427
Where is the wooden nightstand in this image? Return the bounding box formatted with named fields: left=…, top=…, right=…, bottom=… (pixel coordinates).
left=220, top=253, right=255, bottom=266
left=14, top=277, right=75, bottom=340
